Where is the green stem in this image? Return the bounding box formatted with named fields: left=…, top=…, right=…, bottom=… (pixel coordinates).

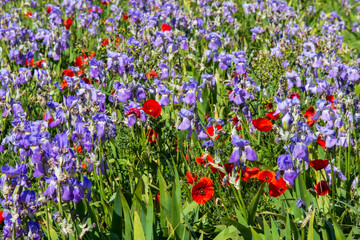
left=46, top=201, right=51, bottom=240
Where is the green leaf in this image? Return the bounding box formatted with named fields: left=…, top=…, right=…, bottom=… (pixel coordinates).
left=355, top=84, right=360, bottom=97
left=346, top=228, right=354, bottom=240
left=134, top=210, right=146, bottom=240
left=271, top=217, right=280, bottom=240
left=145, top=191, right=154, bottom=240
left=107, top=233, right=120, bottom=240
left=110, top=189, right=123, bottom=239
left=158, top=169, right=171, bottom=234
left=120, top=192, right=132, bottom=240
left=263, top=216, right=271, bottom=239
left=181, top=201, right=198, bottom=217
left=323, top=218, right=336, bottom=240
left=307, top=210, right=315, bottom=240
left=223, top=218, right=252, bottom=240
left=332, top=217, right=346, bottom=240
left=248, top=183, right=264, bottom=225
left=285, top=214, right=292, bottom=240
left=260, top=211, right=299, bottom=240
left=250, top=226, right=264, bottom=240
left=213, top=226, right=239, bottom=240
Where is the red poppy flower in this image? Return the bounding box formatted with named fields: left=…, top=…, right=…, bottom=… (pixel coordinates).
left=47, top=7, right=52, bottom=14
left=82, top=78, right=91, bottom=84
left=146, top=70, right=157, bottom=79
left=125, top=108, right=141, bottom=118
left=258, top=170, right=275, bottom=183
left=74, top=145, right=82, bottom=154
left=82, top=162, right=87, bottom=173
left=63, top=69, right=75, bottom=77
left=305, top=117, right=315, bottom=127
left=196, top=154, right=214, bottom=165
left=146, top=129, right=158, bottom=143
left=102, top=38, right=109, bottom=46
left=266, top=110, right=279, bottom=120
left=142, top=99, right=161, bottom=118
left=25, top=12, right=33, bottom=18
left=206, top=124, right=222, bottom=140
left=101, top=0, right=110, bottom=5
left=192, top=177, right=214, bottom=204
left=232, top=117, right=242, bottom=130
left=252, top=118, right=273, bottom=132
left=77, top=69, right=84, bottom=77
left=241, top=167, right=260, bottom=182
left=186, top=172, right=198, bottom=185
left=309, top=159, right=329, bottom=171
left=61, top=79, right=68, bottom=90
left=161, top=24, right=172, bottom=32
left=326, top=95, right=335, bottom=104
left=315, top=181, right=331, bottom=196
left=215, top=163, right=235, bottom=183
left=74, top=56, right=84, bottom=68
left=269, top=177, right=290, bottom=197
left=317, top=136, right=326, bottom=148
left=0, top=211, right=4, bottom=224
left=25, top=58, right=35, bottom=67
left=123, top=13, right=128, bottom=20
left=36, top=60, right=46, bottom=68
left=304, top=107, right=315, bottom=118
left=65, top=18, right=73, bottom=30
left=304, top=107, right=316, bottom=127
left=266, top=102, right=273, bottom=110
left=289, top=92, right=300, bottom=100
left=247, top=167, right=260, bottom=178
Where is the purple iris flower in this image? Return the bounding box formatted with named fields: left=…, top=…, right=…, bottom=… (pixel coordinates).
left=178, top=108, right=194, bottom=131
left=291, top=142, right=309, bottom=162
left=207, top=32, right=222, bottom=50
left=201, top=73, right=216, bottom=86
left=270, top=47, right=283, bottom=59
left=160, top=64, right=169, bottom=79
left=296, top=199, right=307, bottom=210
left=218, top=52, right=233, bottom=70
left=325, top=165, right=347, bottom=186
left=228, top=134, right=257, bottom=166
left=250, top=27, right=265, bottom=40
left=286, top=70, right=302, bottom=89
left=277, top=154, right=298, bottom=185
left=181, top=78, right=201, bottom=105
left=177, top=36, right=188, bottom=50
left=302, top=42, right=316, bottom=58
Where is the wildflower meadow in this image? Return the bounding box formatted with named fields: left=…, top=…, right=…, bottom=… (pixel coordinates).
left=1, top=0, right=360, bottom=239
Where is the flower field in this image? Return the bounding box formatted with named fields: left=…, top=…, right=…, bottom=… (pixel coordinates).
left=1, top=0, right=360, bottom=239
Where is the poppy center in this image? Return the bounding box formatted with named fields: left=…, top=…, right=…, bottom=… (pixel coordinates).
left=199, top=188, right=206, bottom=196
left=265, top=176, right=269, bottom=180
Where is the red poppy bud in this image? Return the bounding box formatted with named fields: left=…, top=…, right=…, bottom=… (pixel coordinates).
left=186, top=172, right=198, bottom=185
